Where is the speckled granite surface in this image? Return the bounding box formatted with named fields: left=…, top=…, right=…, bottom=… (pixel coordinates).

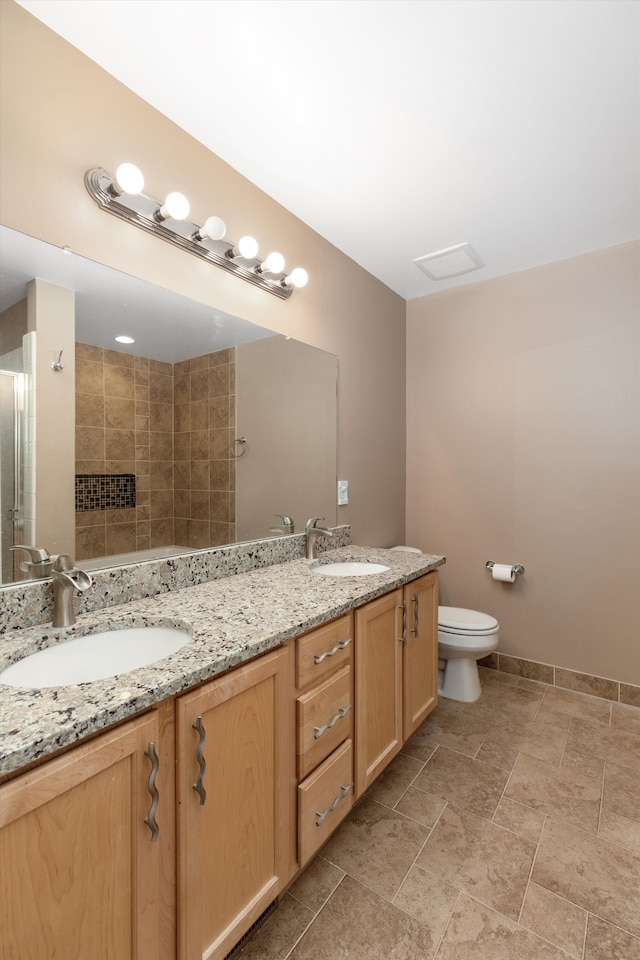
left=0, top=545, right=444, bottom=778
left=0, top=526, right=353, bottom=633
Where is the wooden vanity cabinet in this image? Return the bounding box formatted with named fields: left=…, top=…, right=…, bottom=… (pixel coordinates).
left=0, top=567, right=438, bottom=960
left=355, top=571, right=439, bottom=796
left=175, top=645, right=291, bottom=960
left=0, top=709, right=171, bottom=960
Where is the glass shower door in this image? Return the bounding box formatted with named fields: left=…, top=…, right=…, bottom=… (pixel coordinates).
left=0, top=369, right=25, bottom=583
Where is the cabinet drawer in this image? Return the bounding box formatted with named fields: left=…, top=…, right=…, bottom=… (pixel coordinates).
left=297, top=665, right=353, bottom=780
left=298, top=739, right=353, bottom=867
left=296, top=614, right=353, bottom=689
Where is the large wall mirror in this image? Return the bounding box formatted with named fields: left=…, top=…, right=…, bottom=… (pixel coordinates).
left=0, top=226, right=337, bottom=586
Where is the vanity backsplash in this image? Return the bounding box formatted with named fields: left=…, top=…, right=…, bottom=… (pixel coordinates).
left=0, top=526, right=351, bottom=634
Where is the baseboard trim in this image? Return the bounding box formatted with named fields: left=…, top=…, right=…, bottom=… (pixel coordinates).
left=478, top=652, right=640, bottom=708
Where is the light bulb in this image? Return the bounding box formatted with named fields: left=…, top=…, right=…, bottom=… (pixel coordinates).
left=258, top=251, right=285, bottom=275
left=115, top=335, right=135, bottom=344
left=115, top=163, right=144, bottom=195
left=284, top=267, right=308, bottom=288
left=230, top=235, right=259, bottom=259
left=193, top=216, right=226, bottom=242
left=157, top=191, right=190, bottom=221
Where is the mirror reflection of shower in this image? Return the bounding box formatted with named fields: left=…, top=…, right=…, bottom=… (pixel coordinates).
left=0, top=332, right=35, bottom=583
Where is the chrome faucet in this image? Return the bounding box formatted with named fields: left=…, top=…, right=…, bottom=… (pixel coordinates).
left=11, top=544, right=54, bottom=579
left=269, top=514, right=295, bottom=535
left=51, top=555, right=93, bottom=627
left=305, top=517, right=333, bottom=560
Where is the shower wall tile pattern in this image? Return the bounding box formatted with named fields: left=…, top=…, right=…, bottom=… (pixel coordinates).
left=75, top=343, right=236, bottom=562
left=173, top=347, right=236, bottom=549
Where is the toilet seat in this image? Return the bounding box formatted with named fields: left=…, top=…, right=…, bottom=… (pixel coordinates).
left=438, top=606, right=498, bottom=635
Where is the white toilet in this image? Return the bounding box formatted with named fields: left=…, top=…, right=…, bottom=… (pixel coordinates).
left=438, top=606, right=499, bottom=702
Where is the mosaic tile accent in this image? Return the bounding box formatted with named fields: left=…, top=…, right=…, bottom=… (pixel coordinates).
left=75, top=474, right=136, bottom=512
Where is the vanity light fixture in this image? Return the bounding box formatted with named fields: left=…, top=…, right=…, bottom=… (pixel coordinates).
left=110, top=162, right=145, bottom=197
left=283, top=267, right=308, bottom=289
left=256, top=251, right=285, bottom=276
left=228, top=235, right=259, bottom=260
left=85, top=165, right=307, bottom=299
left=192, top=215, right=226, bottom=243
left=155, top=191, right=190, bottom=222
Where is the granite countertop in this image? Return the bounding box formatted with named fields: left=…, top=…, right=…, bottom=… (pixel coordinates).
left=0, top=546, right=445, bottom=779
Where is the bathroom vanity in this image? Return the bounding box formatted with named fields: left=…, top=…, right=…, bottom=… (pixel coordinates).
left=0, top=546, right=444, bottom=960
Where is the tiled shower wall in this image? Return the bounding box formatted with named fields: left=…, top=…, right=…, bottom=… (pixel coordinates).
left=75, top=343, right=236, bottom=561
left=173, top=348, right=236, bottom=549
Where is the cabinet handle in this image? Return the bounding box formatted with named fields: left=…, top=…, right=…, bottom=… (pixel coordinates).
left=144, top=741, right=160, bottom=842
left=315, top=782, right=354, bottom=826
left=314, top=703, right=352, bottom=740
left=410, top=594, right=419, bottom=637
left=192, top=716, right=207, bottom=806
left=398, top=603, right=407, bottom=648
left=314, top=637, right=352, bottom=665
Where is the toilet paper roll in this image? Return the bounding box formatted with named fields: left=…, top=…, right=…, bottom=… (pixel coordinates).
left=492, top=563, right=516, bottom=583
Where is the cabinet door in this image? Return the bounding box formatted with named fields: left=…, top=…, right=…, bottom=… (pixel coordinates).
left=176, top=646, right=290, bottom=960
left=403, top=571, right=439, bottom=739
left=0, top=711, right=165, bottom=960
left=354, top=588, right=403, bottom=797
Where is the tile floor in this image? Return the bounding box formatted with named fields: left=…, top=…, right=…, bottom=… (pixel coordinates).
left=238, top=668, right=640, bottom=960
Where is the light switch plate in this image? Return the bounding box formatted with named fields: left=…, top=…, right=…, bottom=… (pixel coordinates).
left=337, top=480, right=349, bottom=505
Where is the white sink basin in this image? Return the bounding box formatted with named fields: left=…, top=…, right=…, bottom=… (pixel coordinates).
left=312, top=561, right=390, bottom=577
left=0, top=626, right=191, bottom=688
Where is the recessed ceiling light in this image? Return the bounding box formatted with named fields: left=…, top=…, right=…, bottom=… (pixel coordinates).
left=413, top=242, right=484, bottom=280
left=114, top=335, right=135, bottom=344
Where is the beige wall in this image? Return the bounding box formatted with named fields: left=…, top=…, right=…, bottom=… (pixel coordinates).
left=0, top=298, right=27, bottom=355
left=27, top=279, right=75, bottom=556
left=0, top=1, right=406, bottom=548
left=407, top=243, right=640, bottom=685
left=236, top=337, right=336, bottom=542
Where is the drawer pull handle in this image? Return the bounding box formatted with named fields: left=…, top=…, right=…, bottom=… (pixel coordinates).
left=314, top=637, right=352, bottom=665
left=314, top=704, right=352, bottom=740
left=398, top=603, right=407, bottom=648
left=410, top=594, right=419, bottom=637
left=144, top=741, right=160, bottom=842
left=316, top=782, right=354, bottom=826
left=192, top=716, right=207, bottom=806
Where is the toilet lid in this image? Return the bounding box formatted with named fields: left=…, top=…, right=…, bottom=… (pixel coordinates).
left=438, top=606, right=498, bottom=633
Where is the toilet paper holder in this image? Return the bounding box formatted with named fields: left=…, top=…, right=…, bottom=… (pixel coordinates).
left=486, top=561, right=525, bottom=577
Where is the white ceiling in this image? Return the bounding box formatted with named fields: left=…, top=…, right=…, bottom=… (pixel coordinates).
left=16, top=0, right=640, bottom=300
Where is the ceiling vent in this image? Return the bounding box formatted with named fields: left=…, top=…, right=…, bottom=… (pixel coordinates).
left=413, top=242, right=484, bottom=280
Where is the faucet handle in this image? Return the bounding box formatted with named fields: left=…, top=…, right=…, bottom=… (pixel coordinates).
left=53, top=554, right=75, bottom=572
left=11, top=545, right=51, bottom=562
left=306, top=517, right=325, bottom=531
left=271, top=514, right=294, bottom=534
